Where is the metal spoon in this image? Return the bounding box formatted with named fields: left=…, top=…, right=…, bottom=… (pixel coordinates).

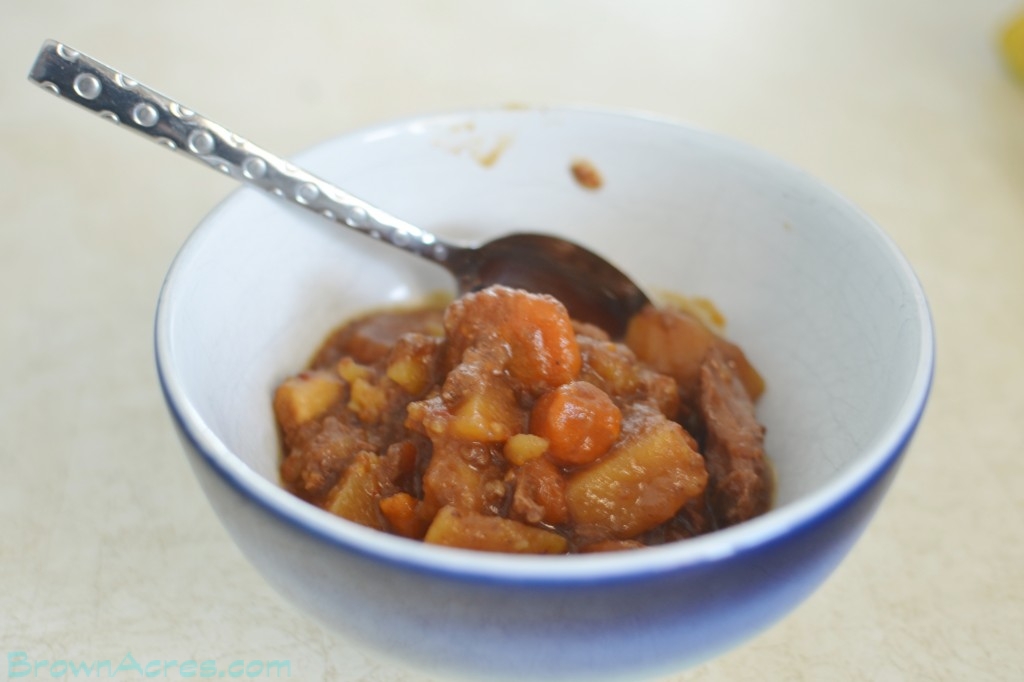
left=28, top=40, right=650, bottom=337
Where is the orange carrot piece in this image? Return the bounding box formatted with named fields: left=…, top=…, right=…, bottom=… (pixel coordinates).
left=380, top=492, right=428, bottom=539
left=530, top=381, right=622, bottom=465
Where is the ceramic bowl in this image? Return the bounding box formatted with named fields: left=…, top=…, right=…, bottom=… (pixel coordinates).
left=155, top=107, right=934, bottom=681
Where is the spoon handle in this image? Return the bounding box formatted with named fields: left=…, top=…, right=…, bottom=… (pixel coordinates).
left=27, top=39, right=456, bottom=265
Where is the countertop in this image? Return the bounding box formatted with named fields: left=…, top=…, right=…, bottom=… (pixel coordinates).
left=2, top=1, right=1022, bottom=680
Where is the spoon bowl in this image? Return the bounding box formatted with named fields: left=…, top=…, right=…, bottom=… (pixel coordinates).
left=29, top=39, right=649, bottom=335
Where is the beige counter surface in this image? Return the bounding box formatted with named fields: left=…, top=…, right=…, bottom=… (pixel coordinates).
left=2, top=1, right=1022, bottom=680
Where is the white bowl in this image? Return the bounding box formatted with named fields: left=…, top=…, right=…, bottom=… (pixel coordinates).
left=155, top=107, right=934, bottom=681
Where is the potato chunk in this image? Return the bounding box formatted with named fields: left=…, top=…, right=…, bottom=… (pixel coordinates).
left=385, top=333, right=442, bottom=396
left=347, top=377, right=388, bottom=424
left=425, top=506, right=568, bottom=554
left=565, top=407, right=708, bottom=540
left=336, top=357, right=374, bottom=384
left=409, top=361, right=522, bottom=443
left=273, top=371, right=343, bottom=434
left=503, top=433, right=549, bottom=466
left=324, top=451, right=385, bottom=530
left=450, top=388, right=519, bottom=442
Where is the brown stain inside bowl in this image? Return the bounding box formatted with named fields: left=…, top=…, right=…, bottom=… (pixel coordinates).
left=449, top=120, right=476, bottom=133
left=434, top=124, right=514, bottom=168
left=475, top=134, right=512, bottom=167
left=571, top=158, right=603, bottom=190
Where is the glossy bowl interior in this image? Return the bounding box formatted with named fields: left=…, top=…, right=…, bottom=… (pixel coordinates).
left=156, top=107, right=933, bottom=681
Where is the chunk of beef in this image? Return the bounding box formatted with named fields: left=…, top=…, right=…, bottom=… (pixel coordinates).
left=698, top=347, right=773, bottom=527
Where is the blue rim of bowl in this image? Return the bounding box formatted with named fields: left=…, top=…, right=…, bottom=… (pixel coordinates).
left=153, top=105, right=936, bottom=587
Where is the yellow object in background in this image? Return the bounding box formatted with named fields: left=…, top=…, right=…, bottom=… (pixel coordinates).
left=1002, top=13, right=1024, bottom=82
